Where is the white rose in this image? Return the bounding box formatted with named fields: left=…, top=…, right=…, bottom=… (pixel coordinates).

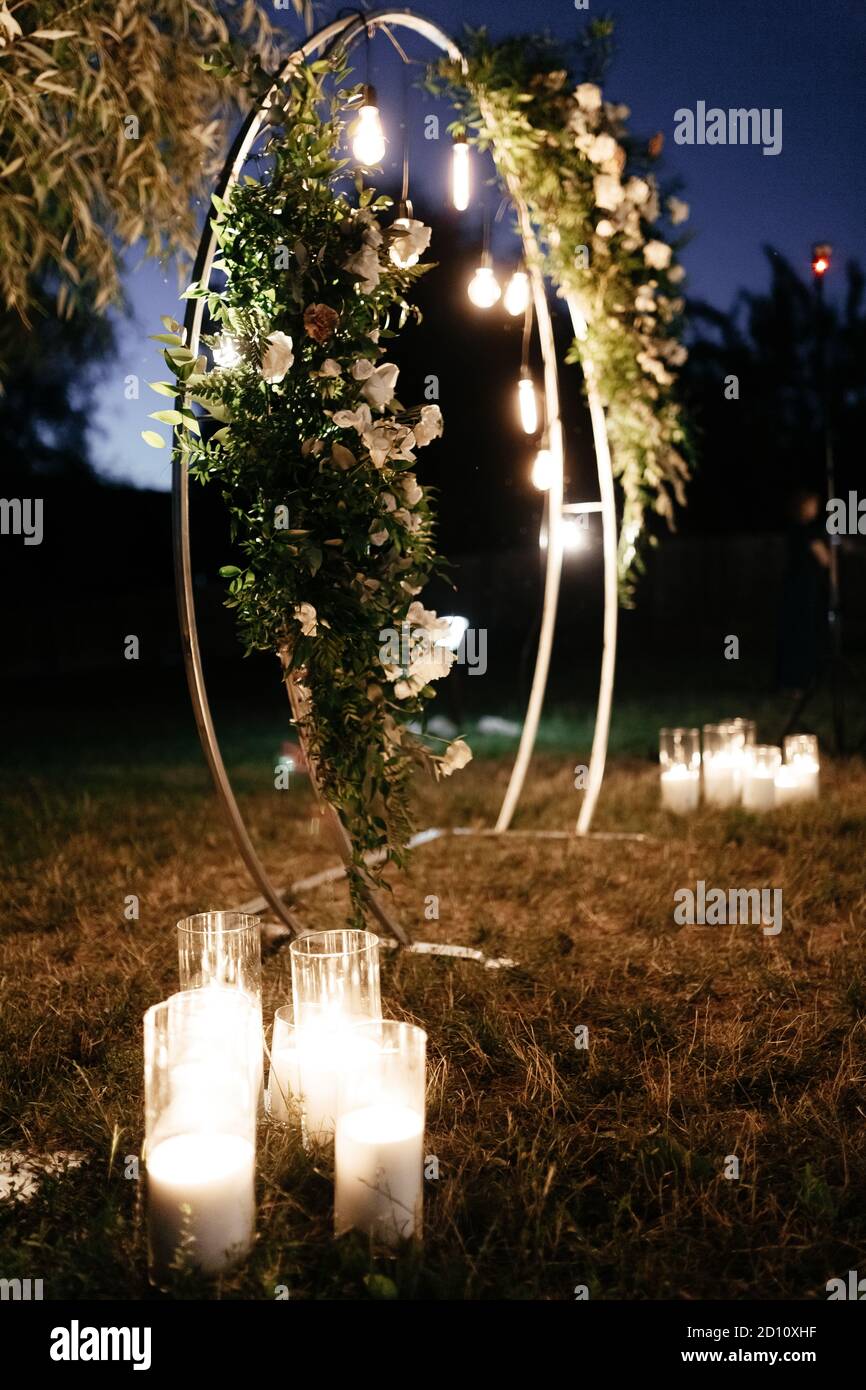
left=319, top=358, right=342, bottom=377
left=361, top=362, right=400, bottom=410
left=381, top=491, right=397, bottom=512
left=400, top=475, right=423, bottom=506
left=625, top=177, right=651, bottom=206
left=587, top=133, right=617, bottom=164
left=594, top=174, right=624, bottom=211
left=351, top=359, right=374, bottom=380
left=413, top=404, right=443, bottom=447
left=595, top=219, right=615, bottom=239
left=575, top=82, right=602, bottom=112
left=369, top=525, right=389, bottom=546
left=293, top=602, right=318, bottom=637
left=389, top=218, right=432, bottom=268
left=667, top=197, right=690, bottom=225
left=332, top=403, right=372, bottom=434
left=440, top=738, right=473, bottom=777
left=343, top=243, right=381, bottom=293
left=668, top=264, right=686, bottom=284
left=635, top=287, right=656, bottom=314
left=260, top=331, right=294, bottom=384
left=643, top=240, right=673, bottom=270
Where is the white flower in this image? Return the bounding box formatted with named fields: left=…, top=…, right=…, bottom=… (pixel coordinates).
left=400, top=475, right=423, bottom=506
left=668, top=264, right=686, bottom=284
left=362, top=421, right=415, bottom=469
left=0, top=2, right=22, bottom=45
left=624, top=177, right=651, bottom=206
left=332, top=403, right=372, bottom=433
left=664, top=342, right=689, bottom=367
left=351, top=359, right=374, bottom=381
left=381, top=491, right=397, bottom=512
left=595, top=219, right=615, bottom=239
left=594, top=174, right=624, bottom=211
left=587, top=133, right=618, bottom=165
left=440, top=738, right=473, bottom=777
left=643, top=240, right=673, bottom=270
left=413, top=404, right=443, bottom=448
left=575, top=82, right=602, bottom=112
left=293, top=603, right=318, bottom=637
left=406, top=601, right=449, bottom=637
left=343, top=243, right=381, bottom=293
left=637, top=351, right=674, bottom=386
left=361, top=362, right=399, bottom=410
left=635, top=287, right=656, bottom=314
left=260, top=331, right=294, bottom=384
left=389, top=218, right=432, bottom=269
left=667, top=197, right=690, bottom=225
left=369, top=525, right=389, bottom=547
left=319, top=359, right=342, bottom=377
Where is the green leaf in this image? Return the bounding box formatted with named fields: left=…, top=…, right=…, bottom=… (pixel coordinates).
left=363, top=1274, right=398, bottom=1300
left=219, top=565, right=242, bottom=578
left=149, top=409, right=184, bottom=426
left=148, top=381, right=178, bottom=398
left=141, top=430, right=166, bottom=449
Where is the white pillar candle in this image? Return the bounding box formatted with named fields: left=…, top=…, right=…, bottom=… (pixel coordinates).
left=335, top=1103, right=424, bottom=1245
left=297, top=1022, right=377, bottom=1143
left=742, top=770, right=776, bottom=812
left=774, top=765, right=801, bottom=807
left=703, top=757, right=737, bottom=807
left=789, top=757, right=819, bottom=801
left=267, top=1047, right=300, bottom=1123
left=147, top=1132, right=255, bottom=1277
left=660, top=765, right=699, bottom=814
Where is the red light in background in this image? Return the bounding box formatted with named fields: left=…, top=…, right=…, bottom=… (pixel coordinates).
left=811, top=242, right=832, bottom=278
left=813, top=257, right=828, bottom=276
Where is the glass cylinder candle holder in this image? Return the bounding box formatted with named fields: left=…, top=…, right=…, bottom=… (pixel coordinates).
left=742, top=744, right=781, bottom=812
left=702, top=724, right=738, bottom=807
left=267, top=1007, right=301, bottom=1126
left=178, top=911, right=263, bottom=1094
left=290, top=929, right=382, bottom=1144
left=783, top=733, right=820, bottom=801
left=659, top=728, right=700, bottom=813
left=143, top=989, right=258, bottom=1284
left=335, top=1019, right=426, bottom=1247
left=720, top=718, right=756, bottom=793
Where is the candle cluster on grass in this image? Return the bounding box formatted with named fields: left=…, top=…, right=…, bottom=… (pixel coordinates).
left=660, top=725, right=820, bottom=814
left=142, top=919, right=428, bottom=1284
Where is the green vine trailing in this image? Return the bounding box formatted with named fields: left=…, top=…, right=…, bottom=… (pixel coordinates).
left=146, top=18, right=691, bottom=919
left=433, top=24, right=690, bottom=592
left=148, top=56, right=470, bottom=920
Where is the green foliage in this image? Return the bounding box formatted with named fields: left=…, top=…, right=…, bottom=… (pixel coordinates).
left=433, top=27, right=691, bottom=595
left=158, top=60, right=460, bottom=920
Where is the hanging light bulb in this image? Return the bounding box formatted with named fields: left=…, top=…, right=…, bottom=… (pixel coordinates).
left=212, top=333, right=241, bottom=369
left=351, top=85, right=386, bottom=165
left=467, top=253, right=501, bottom=309
left=531, top=445, right=554, bottom=491
left=504, top=269, right=531, bottom=317
left=517, top=370, right=539, bottom=435
left=452, top=134, right=471, bottom=211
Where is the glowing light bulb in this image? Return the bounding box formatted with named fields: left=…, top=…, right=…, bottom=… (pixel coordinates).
left=563, top=517, right=587, bottom=554
left=504, top=270, right=530, bottom=317
left=517, top=374, right=538, bottom=434
left=452, top=136, right=471, bottom=211
left=212, top=333, right=241, bottom=369
left=351, top=87, right=386, bottom=165
left=531, top=447, right=554, bottom=491
left=467, top=263, right=501, bottom=309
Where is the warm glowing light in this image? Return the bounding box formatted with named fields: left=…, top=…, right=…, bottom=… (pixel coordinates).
left=531, top=447, right=554, bottom=491
left=351, top=88, right=386, bottom=165
left=212, top=333, right=241, bottom=369
left=452, top=136, right=471, bottom=211
left=467, top=264, right=501, bottom=309
left=517, top=374, right=538, bottom=434
left=562, top=517, right=587, bottom=554
left=811, top=242, right=832, bottom=278
left=813, top=257, right=828, bottom=276
left=504, top=269, right=530, bottom=317
left=436, top=614, right=469, bottom=652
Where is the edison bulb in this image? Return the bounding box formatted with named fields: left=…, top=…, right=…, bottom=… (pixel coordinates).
left=531, top=447, right=554, bottom=491
left=563, top=517, right=587, bottom=554
left=504, top=270, right=530, bottom=317
left=467, top=265, right=501, bottom=309
left=452, top=137, right=471, bottom=211
left=518, top=375, right=538, bottom=434
left=352, top=94, right=386, bottom=165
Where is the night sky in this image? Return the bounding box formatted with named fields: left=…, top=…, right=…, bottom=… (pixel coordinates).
left=93, top=0, right=866, bottom=489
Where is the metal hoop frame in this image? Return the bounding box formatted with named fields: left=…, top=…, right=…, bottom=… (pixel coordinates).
left=172, top=8, right=619, bottom=933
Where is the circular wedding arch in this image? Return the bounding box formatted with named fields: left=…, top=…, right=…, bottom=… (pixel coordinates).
left=172, top=8, right=620, bottom=938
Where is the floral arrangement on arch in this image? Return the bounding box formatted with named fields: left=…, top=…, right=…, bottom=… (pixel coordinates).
left=145, top=57, right=470, bottom=919
left=433, top=23, right=691, bottom=592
